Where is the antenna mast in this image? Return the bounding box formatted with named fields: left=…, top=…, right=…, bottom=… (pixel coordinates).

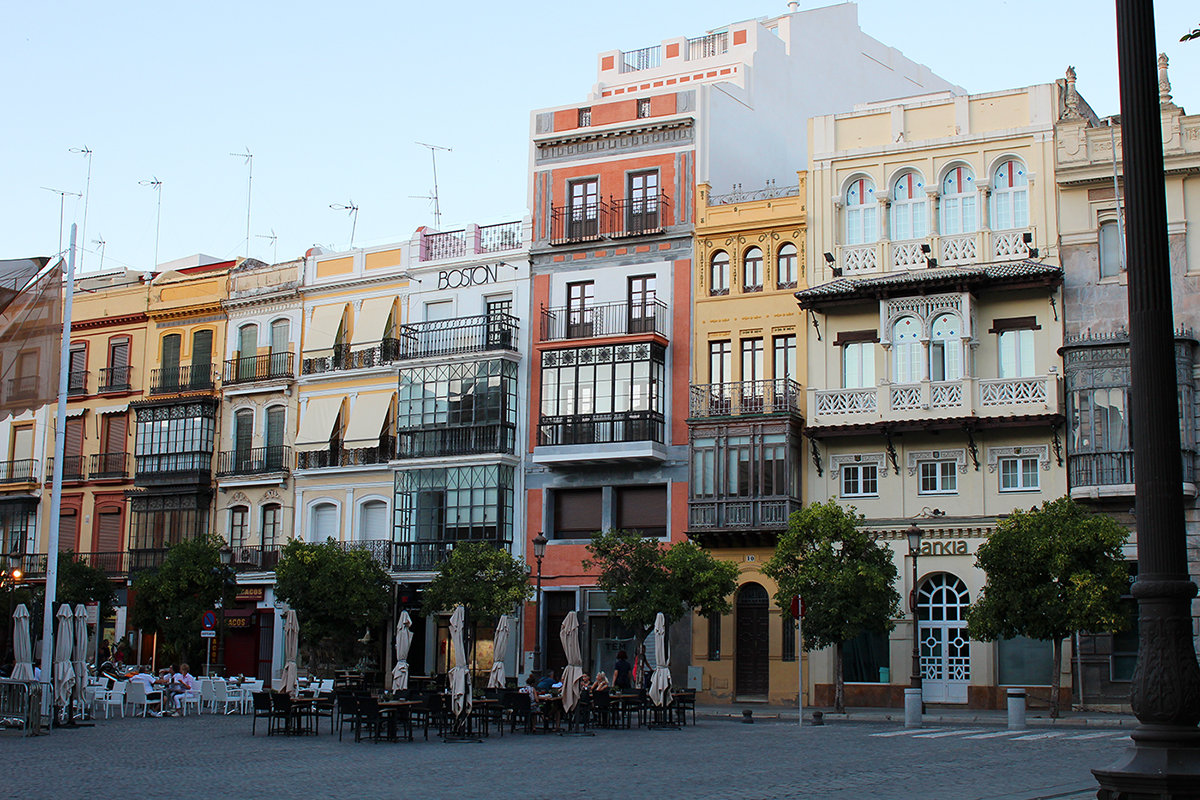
left=41, top=187, right=81, bottom=257
left=231, top=148, right=253, bottom=259
left=139, top=177, right=163, bottom=268
left=70, top=147, right=93, bottom=270
left=330, top=202, right=360, bottom=249
left=256, top=229, right=278, bottom=264
left=414, top=142, right=451, bottom=228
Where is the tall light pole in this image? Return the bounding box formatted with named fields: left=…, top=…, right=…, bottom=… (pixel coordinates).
left=532, top=533, right=547, bottom=675
left=212, top=545, right=236, bottom=676
left=905, top=523, right=924, bottom=728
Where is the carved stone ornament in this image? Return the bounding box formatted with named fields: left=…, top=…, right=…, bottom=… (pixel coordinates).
left=985, top=445, right=1051, bottom=473
left=1129, top=580, right=1200, bottom=726
left=830, top=453, right=888, bottom=478
left=263, top=489, right=282, bottom=500
left=229, top=492, right=251, bottom=505
left=1158, top=52, right=1172, bottom=105
left=907, top=449, right=968, bottom=476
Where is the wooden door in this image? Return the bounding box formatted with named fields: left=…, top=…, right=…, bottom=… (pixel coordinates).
left=736, top=582, right=770, bottom=698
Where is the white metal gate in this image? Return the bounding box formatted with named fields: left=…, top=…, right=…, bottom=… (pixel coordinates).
left=918, top=573, right=970, bottom=703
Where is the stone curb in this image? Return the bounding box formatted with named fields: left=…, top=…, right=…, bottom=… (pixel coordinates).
left=696, top=709, right=1137, bottom=728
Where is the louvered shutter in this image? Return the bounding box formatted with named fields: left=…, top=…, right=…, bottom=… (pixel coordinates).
left=58, top=511, right=77, bottom=552
left=360, top=501, right=389, bottom=541
left=313, top=504, right=338, bottom=540
left=96, top=511, right=123, bottom=552
left=102, top=413, right=127, bottom=455
left=65, top=418, right=84, bottom=458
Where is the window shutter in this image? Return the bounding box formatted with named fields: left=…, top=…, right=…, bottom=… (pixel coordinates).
left=58, top=511, right=77, bottom=552
left=65, top=418, right=84, bottom=458
left=554, top=489, right=602, bottom=537
left=616, top=486, right=667, bottom=535
left=313, top=504, right=337, bottom=540
left=109, top=339, right=129, bottom=371
left=162, top=334, right=181, bottom=371
left=96, top=510, right=123, bottom=552
left=69, top=346, right=86, bottom=373
left=235, top=410, right=254, bottom=455
left=265, top=407, right=285, bottom=451
left=192, top=329, right=213, bottom=367
left=103, top=413, right=127, bottom=454
left=270, top=320, right=289, bottom=353
left=239, top=325, right=257, bottom=358
left=360, top=501, right=389, bottom=541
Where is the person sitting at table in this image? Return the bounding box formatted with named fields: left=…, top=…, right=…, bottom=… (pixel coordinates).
left=613, top=651, right=633, bottom=692
left=591, top=671, right=610, bottom=692
left=536, top=671, right=555, bottom=692
left=170, top=663, right=197, bottom=715
left=130, top=667, right=165, bottom=716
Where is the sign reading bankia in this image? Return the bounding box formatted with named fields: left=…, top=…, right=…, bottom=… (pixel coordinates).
left=917, top=540, right=970, bottom=556
left=437, top=263, right=498, bottom=290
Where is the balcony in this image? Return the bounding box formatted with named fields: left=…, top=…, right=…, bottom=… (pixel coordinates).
left=99, top=365, right=133, bottom=393
left=89, top=452, right=129, bottom=480
left=607, top=197, right=669, bottom=238
left=397, top=314, right=519, bottom=360
left=133, top=452, right=212, bottom=486
left=548, top=196, right=671, bottom=245
left=46, top=456, right=85, bottom=483
left=295, top=437, right=395, bottom=470
left=687, top=31, right=728, bottom=60
left=534, top=411, right=667, bottom=465
left=128, top=549, right=168, bottom=572
left=689, top=379, right=802, bottom=419
left=540, top=299, right=668, bottom=341
left=230, top=543, right=284, bottom=571
left=620, top=44, right=661, bottom=73
left=68, top=370, right=88, bottom=396
left=1068, top=450, right=1197, bottom=500
left=5, top=552, right=129, bottom=578
left=223, top=352, right=294, bottom=386
left=301, top=340, right=400, bottom=375
left=808, top=374, right=1061, bottom=429
left=395, top=424, right=516, bottom=460
left=834, top=229, right=1036, bottom=276
left=417, top=221, right=523, bottom=262
left=687, top=498, right=801, bottom=547
left=150, top=364, right=218, bottom=395
left=0, top=459, right=38, bottom=486
left=223, top=540, right=475, bottom=573
left=216, top=446, right=291, bottom=478
left=6, top=376, right=38, bottom=403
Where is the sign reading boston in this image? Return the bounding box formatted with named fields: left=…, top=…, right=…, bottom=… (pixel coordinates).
left=438, top=263, right=498, bottom=290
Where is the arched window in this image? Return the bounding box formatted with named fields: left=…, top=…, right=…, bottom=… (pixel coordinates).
left=710, top=252, right=730, bottom=296
left=892, top=316, right=922, bottom=384
left=929, top=314, right=961, bottom=382
left=236, top=324, right=258, bottom=380
left=890, top=172, right=926, bottom=241
left=940, top=166, right=977, bottom=235
left=742, top=248, right=763, bottom=292
left=269, top=318, right=291, bottom=378
left=265, top=406, right=286, bottom=469
left=844, top=178, right=878, bottom=246
left=359, top=499, right=390, bottom=542
left=311, top=502, right=338, bottom=541
left=776, top=243, right=798, bottom=289
left=233, top=408, right=254, bottom=467
left=991, top=159, right=1029, bottom=230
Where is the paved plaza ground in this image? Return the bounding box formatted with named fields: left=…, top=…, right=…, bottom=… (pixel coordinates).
left=0, top=710, right=1131, bottom=800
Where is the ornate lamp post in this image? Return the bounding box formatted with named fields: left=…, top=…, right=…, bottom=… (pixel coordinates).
left=532, top=533, right=547, bottom=675
left=905, top=523, right=924, bottom=728
left=212, top=545, right=236, bottom=676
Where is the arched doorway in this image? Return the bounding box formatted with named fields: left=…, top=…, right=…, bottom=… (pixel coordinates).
left=735, top=582, right=770, bottom=698
left=918, top=573, right=971, bottom=703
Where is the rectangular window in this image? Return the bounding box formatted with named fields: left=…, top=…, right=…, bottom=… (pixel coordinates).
left=741, top=338, right=763, bottom=384
left=567, top=281, right=594, bottom=338
left=229, top=507, right=249, bottom=549
left=919, top=460, right=957, bottom=494
left=552, top=487, right=603, bottom=540
left=616, top=485, right=667, bottom=537
left=567, top=179, right=599, bottom=240
left=691, top=437, right=717, bottom=498
left=773, top=335, right=796, bottom=382
left=709, top=341, right=731, bottom=385
left=133, top=402, right=217, bottom=475
left=999, top=456, right=1040, bottom=491
left=782, top=616, right=797, bottom=662
left=394, top=464, right=515, bottom=545
left=997, top=636, right=1053, bottom=685
left=841, top=463, right=879, bottom=497
left=1099, top=219, right=1123, bottom=278
left=726, top=435, right=756, bottom=497
left=842, top=342, right=876, bottom=389
left=707, top=614, right=721, bottom=661
left=578, top=107, right=592, bottom=127
left=1111, top=563, right=1138, bottom=681
left=637, top=98, right=651, bottom=119
left=844, top=630, right=888, bottom=682
left=261, top=504, right=281, bottom=548
left=538, top=343, right=666, bottom=444
left=998, top=329, right=1036, bottom=378
left=628, top=275, right=656, bottom=333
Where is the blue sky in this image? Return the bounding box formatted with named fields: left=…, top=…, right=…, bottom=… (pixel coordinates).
left=3, top=1, right=1196, bottom=272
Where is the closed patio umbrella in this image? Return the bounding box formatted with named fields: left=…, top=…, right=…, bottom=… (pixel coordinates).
left=487, top=615, right=509, bottom=690
left=53, top=605, right=75, bottom=708
left=11, top=605, right=34, bottom=682
left=391, top=611, right=413, bottom=691
left=559, top=611, right=585, bottom=714
left=649, top=612, right=671, bottom=707
left=280, top=609, right=299, bottom=697
left=448, top=605, right=471, bottom=719
left=73, top=604, right=89, bottom=711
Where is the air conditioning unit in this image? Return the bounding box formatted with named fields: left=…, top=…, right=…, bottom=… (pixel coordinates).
left=237, top=547, right=262, bottom=567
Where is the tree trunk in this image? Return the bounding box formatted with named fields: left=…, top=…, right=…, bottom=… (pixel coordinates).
left=1051, top=637, right=1062, bottom=719
left=834, top=640, right=845, bottom=714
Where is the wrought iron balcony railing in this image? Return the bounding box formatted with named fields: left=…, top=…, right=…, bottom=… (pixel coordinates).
left=479, top=221, right=522, bottom=253
left=0, top=459, right=38, bottom=484
left=687, top=31, right=728, bottom=60
left=295, top=437, right=395, bottom=470
left=6, top=376, right=38, bottom=402
left=150, top=364, right=218, bottom=394
left=549, top=196, right=671, bottom=244
left=67, top=370, right=89, bottom=396
left=229, top=543, right=285, bottom=571
left=1068, top=450, right=1197, bottom=488
left=607, top=196, right=669, bottom=238
left=133, top=452, right=212, bottom=486
left=216, top=445, right=291, bottom=477
left=689, top=379, right=803, bottom=418
left=223, top=352, right=294, bottom=385
left=395, top=423, right=516, bottom=459
left=397, top=314, right=519, bottom=360
left=540, top=299, right=668, bottom=341
left=301, top=340, right=401, bottom=375
left=46, top=456, right=85, bottom=482
left=537, top=410, right=664, bottom=446
left=99, top=365, right=133, bottom=393
left=550, top=204, right=602, bottom=245
left=89, top=452, right=129, bottom=480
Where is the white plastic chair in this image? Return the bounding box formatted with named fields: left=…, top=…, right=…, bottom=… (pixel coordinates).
left=97, top=681, right=127, bottom=719
left=127, top=681, right=163, bottom=717
left=198, top=679, right=215, bottom=713
left=214, top=681, right=243, bottom=715
left=176, top=687, right=201, bottom=716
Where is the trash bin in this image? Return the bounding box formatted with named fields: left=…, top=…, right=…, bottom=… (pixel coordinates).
left=1007, top=688, right=1026, bottom=730
left=879, top=667, right=890, bottom=683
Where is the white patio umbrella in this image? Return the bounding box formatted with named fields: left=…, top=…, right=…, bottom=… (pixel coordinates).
left=73, top=604, right=89, bottom=711
left=487, top=615, right=509, bottom=690
left=280, top=609, right=299, bottom=697
left=53, top=605, right=76, bottom=708
left=649, top=612, right=672, bottom=707
left=391, top=611, right=413, bottom=691
left=10, top=605, right=34, bottom=682
left=559, top=611, right=585, bottom=714
left=448, top=605, right=472, bottom=719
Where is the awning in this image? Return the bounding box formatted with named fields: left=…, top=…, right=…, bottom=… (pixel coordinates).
left=304, top=304, right=346, bottom=353
left=294, top=395, right=344, bottom=451
left=65, top=406, right=86, bottom=418
left=93, top=404, right=129, bottom=415
left=343, top=391, right=394, bottom=444
left=351, top=296, right=396, bottom=345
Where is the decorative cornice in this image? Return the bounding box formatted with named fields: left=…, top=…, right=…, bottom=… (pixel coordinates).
left=147, top=302, right=225, bottom=322
left=906, top=448, right=968, bottom=476
left=829, top=452, right=888, bottom=477
left=72, top=312, right=148, bottom=331
left=986, top=444, right=1051, bottom=472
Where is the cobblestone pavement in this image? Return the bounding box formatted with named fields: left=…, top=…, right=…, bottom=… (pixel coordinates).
left=0, top=714, right=1126, bottom=800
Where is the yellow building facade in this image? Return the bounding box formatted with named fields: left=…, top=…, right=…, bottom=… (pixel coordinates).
left=688, top=176, right=808, bottom=705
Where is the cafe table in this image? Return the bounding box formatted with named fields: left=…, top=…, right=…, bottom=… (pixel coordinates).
left=376, top=699, right=419, bottom=742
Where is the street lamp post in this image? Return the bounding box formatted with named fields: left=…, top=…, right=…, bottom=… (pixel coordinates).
left=532, top=533, right=547, bottom=675
left=212, top=545, right=235, bottom=676
left=905, top=523, right=924, bottom=728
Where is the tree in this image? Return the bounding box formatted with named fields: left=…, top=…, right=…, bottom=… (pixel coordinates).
left=57, top=551, right=118, bottom=624
left=129, top=535, right=224, bottom=665
left=422, top=541, right=532, bottom=623
left=966, top=496, right=1129, bottom=718
left=585, top=530, right=738, bottom=632
left=763, top=500, right=901, bottom=714
left=273, top=538, right=392, bottom=670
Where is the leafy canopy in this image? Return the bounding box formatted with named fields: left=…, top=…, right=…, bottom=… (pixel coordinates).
left=274, top=538, right=392, bottom=651
left=763, top=500, right=900, bottom=651
left=422, top=541, right=532, bottom=623
left=585, top=530, right=738, bottom=630
left=966, top=496, right=1129, bottom=643
left=57, top=550, right=118, bottom=622
left=129, top=534, right=225, bottom=662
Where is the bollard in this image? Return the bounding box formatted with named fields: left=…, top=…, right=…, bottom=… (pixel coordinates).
left=904, top=688, right=923, bottom=729
left=741, top=708, right=754, bottom=724
left=1007, top=688, right=1026, bottom=730
left=811, top=711, right=824, bottom=726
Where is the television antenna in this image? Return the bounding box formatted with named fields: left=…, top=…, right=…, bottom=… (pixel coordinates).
left=256, top=229, right=278, bottom=264
left=40, top=187, right=81, bottom=256
left=93, top=235, right=106, bottom=272
left=230, top=148, right=252, bottom=259
left=330, top=202, right=359, bottom=249
left=70, top=147, right=93, bottom=270
left=412, top=142, right=450, bottom=228
left=139, top=177, right=163, bottom=268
